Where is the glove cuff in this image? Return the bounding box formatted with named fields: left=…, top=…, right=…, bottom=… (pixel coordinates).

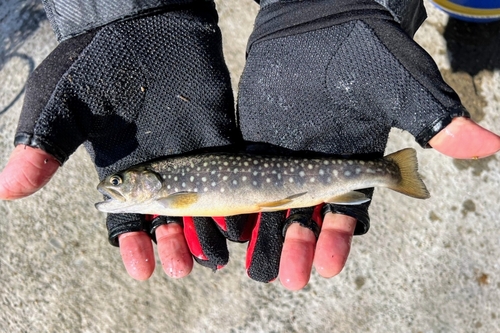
left=42, top=0, right=215, bottom=41
left=416, top=105, right=470, bottom=148
left=107, top=213, right=148, bottom=247
left=322, top=187, right=373, bottom=235
left=322, top=203, right=370, bottom=236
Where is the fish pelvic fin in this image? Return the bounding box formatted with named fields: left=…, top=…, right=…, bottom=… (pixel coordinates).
left=385, top=148, right=430, bottom=199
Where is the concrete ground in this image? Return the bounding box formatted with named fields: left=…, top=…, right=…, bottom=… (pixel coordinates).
left=1, top=1, right=499, bottom=332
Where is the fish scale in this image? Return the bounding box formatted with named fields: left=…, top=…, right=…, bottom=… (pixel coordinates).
left=96, top=148, right=429, bottom=217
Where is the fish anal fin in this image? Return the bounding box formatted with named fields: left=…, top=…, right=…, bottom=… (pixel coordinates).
left=257, top=192, right=308, bottom=209
left=158, top=192, right=199, bottom=209
left=258, top=198, right=293, bottom=208
left=326, top=191, right=370, bottom=205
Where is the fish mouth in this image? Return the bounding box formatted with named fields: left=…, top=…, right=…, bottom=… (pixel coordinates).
left=95, top=186, right=129, bottom=213
left=97, top=186, right=126, bottom=202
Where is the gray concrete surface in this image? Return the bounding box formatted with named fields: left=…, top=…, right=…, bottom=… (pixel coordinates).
left=1, top=1, right=499, bottom=332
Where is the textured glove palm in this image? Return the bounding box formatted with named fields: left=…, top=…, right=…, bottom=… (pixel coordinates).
left=237, top=0, right=469, bottom=282
left=15, top=4, right=242, bottom=269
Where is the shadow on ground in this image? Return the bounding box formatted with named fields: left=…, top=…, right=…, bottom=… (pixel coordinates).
left=443, top=18, right=500, bottom=75
left=0, top=0, right=46, bottom=115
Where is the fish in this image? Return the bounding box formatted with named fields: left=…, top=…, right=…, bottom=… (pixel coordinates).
left=95, top=148, right=430, bottom=217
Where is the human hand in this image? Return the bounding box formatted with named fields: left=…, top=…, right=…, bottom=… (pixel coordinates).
left=0, top=2, right=248, bottom=280
left=236, top=0, right=500, bottom=290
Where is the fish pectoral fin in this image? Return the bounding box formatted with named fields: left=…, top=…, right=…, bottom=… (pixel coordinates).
left=157, top=192, right=199, bottom=209
left=257, top=192, right=307, bottom=209
left=326, top=191, right=371, bottom=205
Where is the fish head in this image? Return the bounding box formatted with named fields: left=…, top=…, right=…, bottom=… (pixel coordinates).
left=95, top=166, right=163, bottom=213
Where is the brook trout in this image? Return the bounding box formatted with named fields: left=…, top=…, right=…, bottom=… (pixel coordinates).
left=96, top=148, right=429, bottom=216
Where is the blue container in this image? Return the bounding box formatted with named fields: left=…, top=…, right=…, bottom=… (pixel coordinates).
left=429, top=0, right=500, bottom=22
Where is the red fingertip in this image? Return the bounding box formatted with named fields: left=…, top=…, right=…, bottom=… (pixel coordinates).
left=245, top=213, right=261, bottom=271
left=212, top=216, right=228, bottom=231
left=182, top=216, right=208, bottom=260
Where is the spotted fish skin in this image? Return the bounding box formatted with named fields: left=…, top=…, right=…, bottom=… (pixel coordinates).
left=96, top=148, right=430, bottom=216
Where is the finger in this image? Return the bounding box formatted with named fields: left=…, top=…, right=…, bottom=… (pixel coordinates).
left=118, top=231, right=155, bottom=281
left=429, top=117, right=500, bottom=159
left=0, top=145, right=60, bottom=199
left=279, top=223, right=316, bottom=291
left=313, top=213, right=356, bottom=278
left=156, top=223, right=193, bottom=278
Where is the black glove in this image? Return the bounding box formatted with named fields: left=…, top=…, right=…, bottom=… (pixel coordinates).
left=237, top=0, right=469, bottom=282
left=15, top=0, right=244, bottom=270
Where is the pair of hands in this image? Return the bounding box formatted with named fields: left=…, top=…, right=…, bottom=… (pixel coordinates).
left=1, top=2, right=499, bottom=291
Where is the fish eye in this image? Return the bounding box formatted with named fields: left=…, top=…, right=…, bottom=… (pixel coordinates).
left=109, top=175, right=122, bottom=186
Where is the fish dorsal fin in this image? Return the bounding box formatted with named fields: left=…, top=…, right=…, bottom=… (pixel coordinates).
left=326, top=191, right=370, bottom=205
left=257, top=192, right=308, bottom=209
left=158, top=192, right=199, bottom=209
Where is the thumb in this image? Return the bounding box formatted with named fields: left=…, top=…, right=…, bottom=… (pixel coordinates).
left=429, top=117, right=500, bottom=159
left=0, top=145, right=60, bottom=200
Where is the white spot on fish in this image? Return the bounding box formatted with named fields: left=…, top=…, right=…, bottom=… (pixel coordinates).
left=266, top=178, right=271, bottom=183
left=244, top=161, right=249, bottom=167
left=252, top=181, right=258, bottom=186
left=289, top=177, right=294, bottom=183
left=356, top=168, right=361, bottom=174
left=310, top=177, right=315, bottom=183
left=233, top=168, right=239, bottom=174
left=323, top=160, right=329, bottom=165
left=290, top=167, right=295, bottom=172
left=242, top=176, right=247, bottom=182
left=204, top=187, right=208, bottom=192
left=174, top=176, right=178, bottom=181
left=264, top=163, right=269, bottom=168
left=299, top=171, right=305, bottom=177
left=359, top=161, right=365, bottom=165
left=190, top=176, right=194, bottom=182
left=333, top=170, right=339, bottom=177
left=308, top=164, right=313, bottom=170
left=233, top=180, right=238, bottom=186
left=182, top=182, right=186, bottom=188
left=348, top=161, right=353, bottom=165
left=167, top=185, right=171, bottom=189
left=162, top=175, right=167, bottom=179
left=201, top=177, right=207, bottom=182
left=344, top=171, right=351, bottom=177
left=253, top=171, right=259, bottom=176
left=319, top=169, right=325, bottom=176
left=222, top=176, right=228, bottom=181
left=211, top=182, right=217, bottom=187
left=253, top=160, right=259, bottom=165
left=221, top=188, right=225, bottom=193
left=277, top=174, right=282, bottom=180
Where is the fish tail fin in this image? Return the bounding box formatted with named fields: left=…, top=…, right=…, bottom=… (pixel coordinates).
left=385, top=148, right=430, bottom=199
